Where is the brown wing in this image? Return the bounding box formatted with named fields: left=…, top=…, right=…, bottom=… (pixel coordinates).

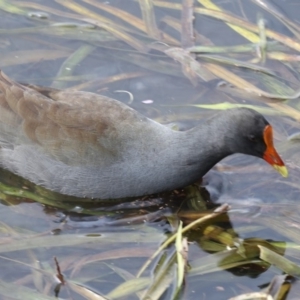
left=0, top=71, right=144, bottom=166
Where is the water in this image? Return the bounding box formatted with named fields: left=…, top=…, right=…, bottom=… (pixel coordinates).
left=0, top=0, right=300, bottom=299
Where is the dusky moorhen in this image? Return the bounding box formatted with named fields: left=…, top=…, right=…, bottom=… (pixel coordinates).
left=0, top=71, right=287, bottom=199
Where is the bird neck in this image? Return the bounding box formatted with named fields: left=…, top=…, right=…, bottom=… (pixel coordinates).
left=178, top=117, right=234, bottom=176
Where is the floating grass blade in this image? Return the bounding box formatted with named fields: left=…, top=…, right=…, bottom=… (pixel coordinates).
left=194, top=7, right=300, bottom=52
left=175, top=221, right=185, bottom=289
left=198, top=0, right=260, bottom=43
left=0, top=0, right=28, bottom=15
left=69, top=282, right=109, bottom=300
left=83, top=0, right=147, bottom=32
left=189, top=42, right=283, bottom=54
left=141, top=251, right=177, bottom=300
left=106, top=277, right=151, bottom=299
left=257, top=13, right=267, bottom=63
left=83, top=18, right=149, bottom=52
left=203, top=62, right=300, bottom=105
left=268, top=52, right=300, bottom=61
left=252, top=0, right=300, bottom=40
left=179, top=102, right=282, bottom=116
left=53, top=45, right=96, bottom=89
left=55, top=0, right=148, bottom=52
left=188, top=247, right=263, bottom=276
left=138, top=0, right=160, bottom=39
left=153, top=2, right=300, bottom=52
left=13, top=1, right=88, bottom=19
left=136, top=204, right=229, bottom=278
left=0, top=23, right=117, bottom=43
left=259, top=245, right=300, bottom=277
left=228, top=274, right=291, bottom=300
left=1, top=50, right=71, bottom=67
left=197, top=54, right=276, bottom=75
left=69, top=71, right=147, bottom=91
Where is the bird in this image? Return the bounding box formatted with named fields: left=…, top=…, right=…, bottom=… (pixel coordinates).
left=0, top=70, right=288, bottom=199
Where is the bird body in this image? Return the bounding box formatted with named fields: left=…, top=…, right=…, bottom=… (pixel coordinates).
left=0, top=71, right=287, bottom=199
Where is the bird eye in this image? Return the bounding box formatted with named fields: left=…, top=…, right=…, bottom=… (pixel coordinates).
left=248, top=135, right=257, bottom=142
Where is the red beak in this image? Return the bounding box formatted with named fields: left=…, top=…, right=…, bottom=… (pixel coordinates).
left=262, top=125, right=288, bottom=177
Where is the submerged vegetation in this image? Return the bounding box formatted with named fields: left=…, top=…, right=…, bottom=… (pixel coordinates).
left=1, top=0, right=300, bottom=299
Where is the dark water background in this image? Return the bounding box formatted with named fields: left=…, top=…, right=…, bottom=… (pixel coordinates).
left=1, top=0, right=300, bottom=299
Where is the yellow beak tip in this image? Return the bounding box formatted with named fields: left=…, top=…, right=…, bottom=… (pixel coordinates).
left=273, top=165, right=288, bottom=178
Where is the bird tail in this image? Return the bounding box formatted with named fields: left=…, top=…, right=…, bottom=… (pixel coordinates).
left=0, top=70, right=10, bottom=84
left=0, top=70, right=23, bottom=91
